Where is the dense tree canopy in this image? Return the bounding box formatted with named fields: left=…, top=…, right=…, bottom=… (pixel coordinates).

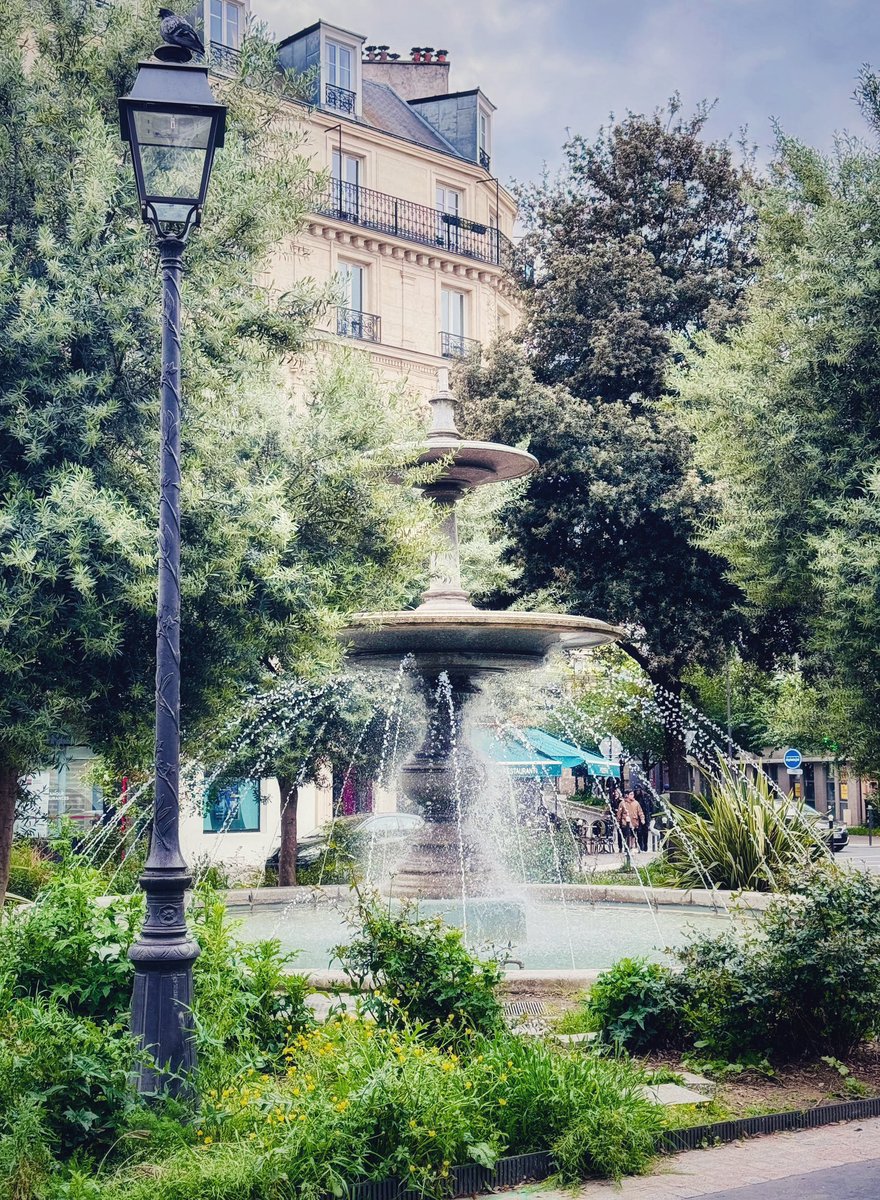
left=0, top=0, right=433, bottom=897
left=458, top=103, right=756, bottom=796
left=673, top=70, right=880, bottom=772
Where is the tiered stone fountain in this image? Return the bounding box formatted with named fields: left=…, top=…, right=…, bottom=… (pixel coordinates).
left=340, top=370, right=623, bottom=901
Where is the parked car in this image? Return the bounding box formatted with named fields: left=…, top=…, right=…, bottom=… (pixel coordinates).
left=782, top=802, right=849, bottom=853
left=266, top=811, right=425, bottom=871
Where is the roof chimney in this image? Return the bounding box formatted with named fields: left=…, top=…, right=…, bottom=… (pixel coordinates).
left=362, top=44, right=451, bottom=100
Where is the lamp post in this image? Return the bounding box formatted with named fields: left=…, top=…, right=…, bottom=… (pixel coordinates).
left=119, top=44, right=226, bottom=1095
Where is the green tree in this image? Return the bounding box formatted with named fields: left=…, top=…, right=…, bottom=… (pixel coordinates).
left=201, top=671, right=419, bottom=886
left=673, top=71, right=880, bottom=773
left=0, top=0, right=433, bottom=901
left=457, top=102, right=755, bottom=799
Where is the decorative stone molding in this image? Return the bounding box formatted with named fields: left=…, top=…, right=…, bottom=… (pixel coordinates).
left=300, top=219, right=508, bottom=280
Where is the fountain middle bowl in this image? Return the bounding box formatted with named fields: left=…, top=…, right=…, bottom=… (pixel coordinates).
left=339, top=609, right=625, bottom=675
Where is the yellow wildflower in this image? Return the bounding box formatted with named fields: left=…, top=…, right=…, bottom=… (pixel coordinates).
left=498, top=1098, right=507, bottom=1107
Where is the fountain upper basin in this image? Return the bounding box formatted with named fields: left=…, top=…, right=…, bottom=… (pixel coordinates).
left=340, top=610, right=625, bottom=675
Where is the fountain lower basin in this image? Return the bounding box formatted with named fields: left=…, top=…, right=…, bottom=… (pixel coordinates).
left=227, top=890, right=736, bottom=971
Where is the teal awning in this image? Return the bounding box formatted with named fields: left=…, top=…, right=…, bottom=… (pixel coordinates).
left=472, top=729, right=563, bottom=777
left=524, top=729, right=621, bottom=778
left=472, top=728, right=621, bottom=779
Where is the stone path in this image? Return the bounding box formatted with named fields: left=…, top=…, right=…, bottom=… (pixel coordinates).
left=505, top=1117, right=880, bottom=1199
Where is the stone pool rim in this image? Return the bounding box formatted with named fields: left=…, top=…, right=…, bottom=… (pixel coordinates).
left=222, top=881, right=772, bottom=913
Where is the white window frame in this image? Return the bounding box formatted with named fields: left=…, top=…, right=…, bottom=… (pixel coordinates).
left=338, top=261, right=365, bottom=313
left=326, top=39, right=353, bottom=89
left=209, top=0, right=242, bottom=48
left=441, top=287, right=466, bottom=337
left=321, top=28, right=362, bottom=116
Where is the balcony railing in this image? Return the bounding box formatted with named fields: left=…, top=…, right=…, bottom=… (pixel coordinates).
left=337, top=306, right=381, bottom=342
left=325, top=83, right=357, bottom=114
left=209, top=41, right=241, bottom=76
left=440, top=331, right=480, bottom=359
left=478, top=148, right=491, bottom=172
left=316, top=181, right=513, bottom=269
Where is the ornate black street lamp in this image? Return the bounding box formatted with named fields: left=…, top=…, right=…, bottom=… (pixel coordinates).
left=119, top=40, right=226, bottom=1095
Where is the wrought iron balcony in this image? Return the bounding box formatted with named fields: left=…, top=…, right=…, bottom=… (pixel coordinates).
left=325, top=83, right=357, bottom=114
left=337, top=306, right=381, bottom=342
left=316, top=181, right=513, bottom=269
left=478, top=147, right=491, bottom=172
left=209, top=41, right=241, bottom=76
left=440, top=331, right=480, bottom=359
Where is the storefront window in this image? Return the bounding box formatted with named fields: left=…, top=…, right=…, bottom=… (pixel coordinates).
left=202, top=779, right=261, bottom=833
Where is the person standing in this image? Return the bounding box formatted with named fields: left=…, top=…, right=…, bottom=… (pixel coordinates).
left=617, top=790, right=645, bottom=851
left=636, top=787, right=654, bottom=852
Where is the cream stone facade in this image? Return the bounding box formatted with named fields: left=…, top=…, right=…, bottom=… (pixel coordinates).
left=273, top=24, right=519, bottom=401
left=200, top=8, right=519, bottom=400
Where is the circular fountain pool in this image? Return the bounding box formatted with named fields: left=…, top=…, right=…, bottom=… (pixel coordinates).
left=229, top=897, right=734, bottom=972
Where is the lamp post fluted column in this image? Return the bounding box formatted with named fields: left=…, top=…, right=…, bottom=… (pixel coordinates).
left=129, top=233, right=200, bottom=1095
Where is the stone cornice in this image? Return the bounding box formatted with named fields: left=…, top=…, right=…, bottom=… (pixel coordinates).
left=305, top=219, right=505, bottom=287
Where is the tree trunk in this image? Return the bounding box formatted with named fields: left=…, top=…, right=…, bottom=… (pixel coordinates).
left=277, top=775, right=298, bottom=887
left=661, top=684, right=692, bottom=808
left=0, top=762, right=19, bottom=907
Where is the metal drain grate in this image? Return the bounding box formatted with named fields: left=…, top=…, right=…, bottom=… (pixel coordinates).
left=503, top=999, right=546, bottom=1018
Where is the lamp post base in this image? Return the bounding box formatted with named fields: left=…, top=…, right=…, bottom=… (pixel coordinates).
left=129, top=868, right=200, bottom=1096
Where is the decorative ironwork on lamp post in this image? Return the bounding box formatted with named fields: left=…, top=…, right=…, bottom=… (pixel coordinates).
left=118, top=36, right=226, bottom=1095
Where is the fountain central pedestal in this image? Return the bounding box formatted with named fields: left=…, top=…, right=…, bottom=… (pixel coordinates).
left=340, top=370, right=624, bottom=902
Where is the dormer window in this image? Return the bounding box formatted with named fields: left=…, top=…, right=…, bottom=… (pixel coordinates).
left=478, top=108, right=491, bottom=171
left=326, top=39, right=356, bottom=114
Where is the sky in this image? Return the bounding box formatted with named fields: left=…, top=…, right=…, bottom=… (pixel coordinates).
left=255, top=0, right=880, bottom=188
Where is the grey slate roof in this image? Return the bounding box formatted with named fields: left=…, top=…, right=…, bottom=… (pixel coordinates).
left=361, top=80, right=461, bottom=158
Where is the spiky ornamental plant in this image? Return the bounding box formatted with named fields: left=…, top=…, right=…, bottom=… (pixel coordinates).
left=0, top=0, right=434, bottom=901
left=665, top=757, right=828, bottom=892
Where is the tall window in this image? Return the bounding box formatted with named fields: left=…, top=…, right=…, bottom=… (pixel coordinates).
left=339, top=262, right=364, bottom=313
left=478, top=110, right=491, bottom=168
left=441, top=288, right=467, bottom=357
left=442, top=288, right=465, bottom=336
left=436, top=183, right=462, bottom=248
left=210, top=0, right=241, bottom=48
left=332, top=150, right=361, bottom=220
left=326, top=40, right=353, bottom=88
left=326, top=40, right=355, bottom=112
left=337, top=263, right=378, bottom=340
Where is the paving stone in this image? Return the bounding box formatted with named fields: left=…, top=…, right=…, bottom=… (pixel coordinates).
left=642, top=1082, right=713, bottom=1106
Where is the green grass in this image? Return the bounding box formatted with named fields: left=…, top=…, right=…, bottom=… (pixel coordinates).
left=580, top=859, right=679, bottom=888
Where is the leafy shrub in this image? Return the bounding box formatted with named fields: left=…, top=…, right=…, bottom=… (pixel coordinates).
left=587, top=866, right=880, bottom=1061
left=0, top=1095, right=54, bottom=1200
left=665, top=758, right=828, bottom=891
left=335, top=890, right=504, bottom=1037
left=585, top=958, right=682, bottom=1051
left=6, top=841, right=55, bottom=901
left=0, top=998, right=139, bottom=1155
left=55, top=1017, right=659, bottom=1200
left=0, top=859, right=142, bottom=1020
left=190, top=887, right=313, bottom=1067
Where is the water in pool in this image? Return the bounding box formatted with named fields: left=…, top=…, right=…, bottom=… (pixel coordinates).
left=228, top=898, right=733, bottom=971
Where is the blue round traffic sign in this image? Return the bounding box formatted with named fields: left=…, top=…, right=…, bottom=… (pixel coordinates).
left=783, top=748, right=803, bottom=771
